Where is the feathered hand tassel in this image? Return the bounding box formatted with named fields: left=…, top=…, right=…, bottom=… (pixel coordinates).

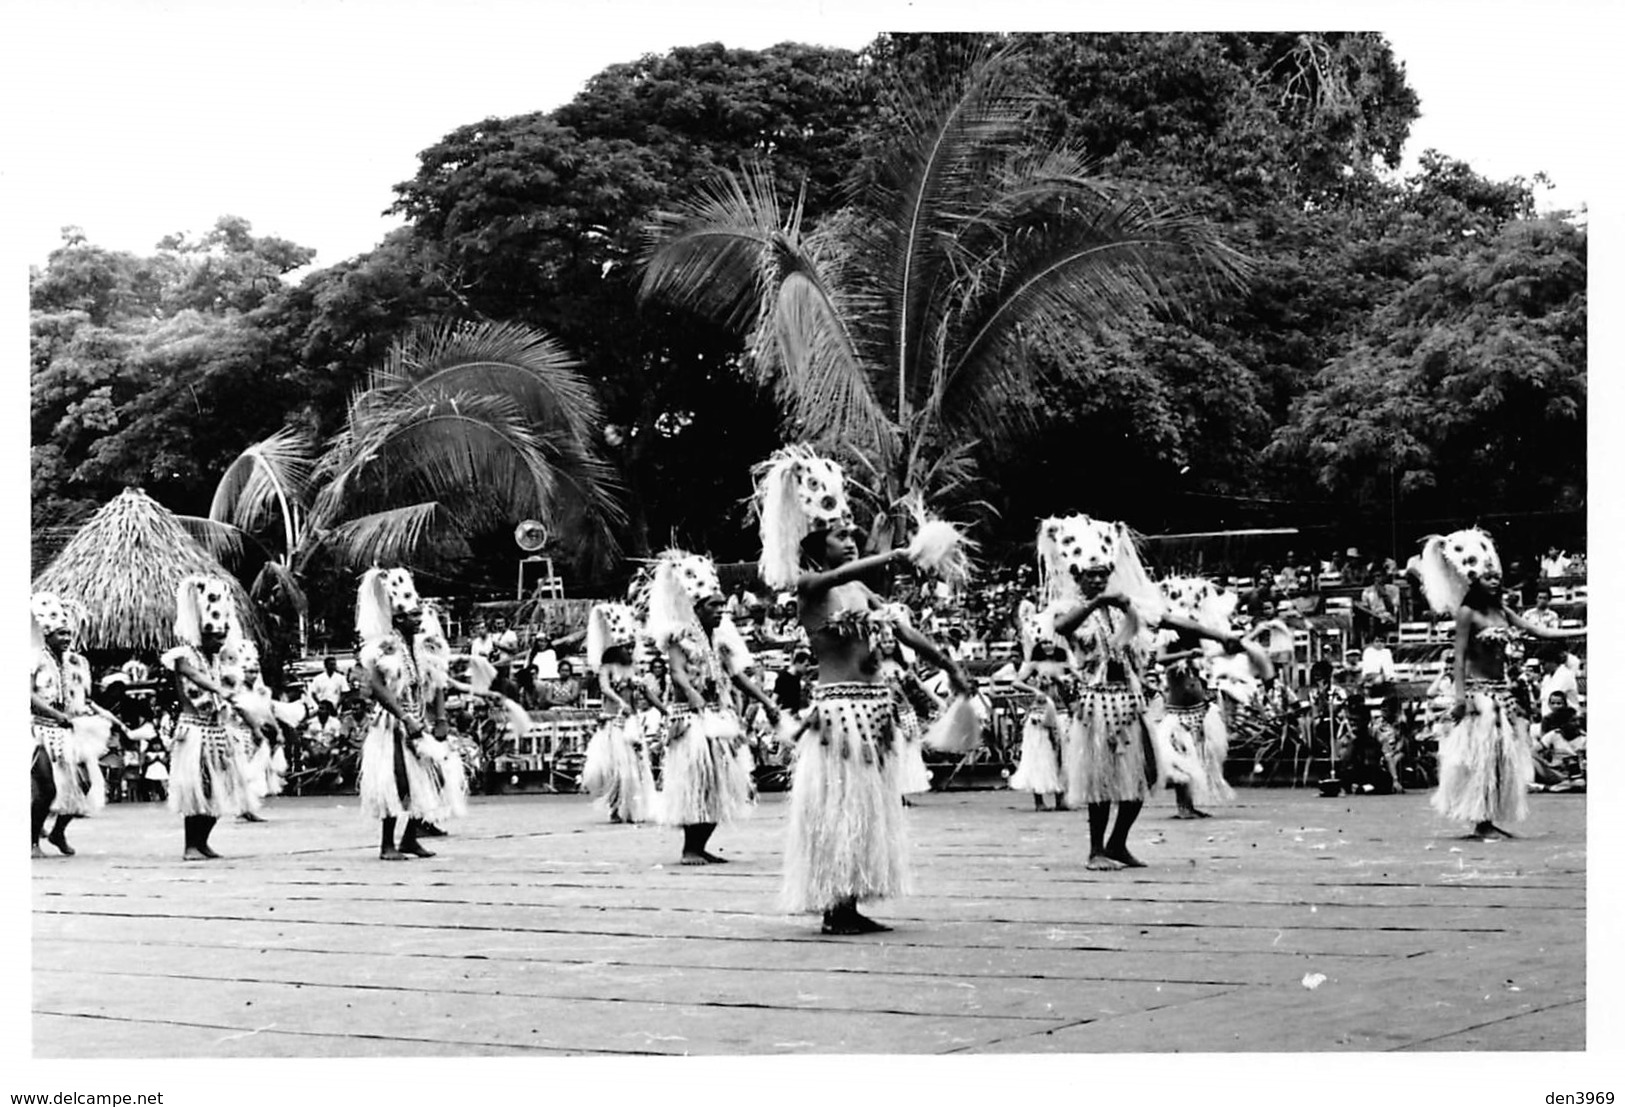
left=465, top=654, right=497, bottom=694
left=902, top=495, right=975, bottom=589
left=501, top=696, right=532, bottom=740
left=923, top=696, right=984, bottom=754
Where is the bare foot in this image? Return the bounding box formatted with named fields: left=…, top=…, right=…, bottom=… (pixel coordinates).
left=47, top=829, right=75, bottom=856
left=1105, top=847, right=1146, bottom=868
left=399, top=841, right=436, bottom=858
left=238, top=812, right=266, bottom=823
left=184, top=848, right=211, bottom=862
left=379, top=849, right=413, bottom=861
left=1467, top=823, right=1516, bottom=841
left=31, top=844, right=47, bottom=860
left=1171, top=810, right=1201, bottom=820
left=698, top=850, right=729, bottom=864
left=1086, top=853, right=1126, bottom=871
left=609, top=813, right=624, bottom=824
left=679, top=851, right=709, bottom=866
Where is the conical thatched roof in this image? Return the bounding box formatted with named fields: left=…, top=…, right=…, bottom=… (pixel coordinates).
left=32, top=487, right=262, bottom=653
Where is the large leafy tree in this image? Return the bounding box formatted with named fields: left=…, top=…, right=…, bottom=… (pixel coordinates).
left=387, top=41, right=876, bottom=558
left=30, top=219, right=316, bottom=570
left=639, top=42, right=1250, bottom=538
left=207, top=320, right=624, bottom=586
left=1271, top=214, right=1585, bottom=522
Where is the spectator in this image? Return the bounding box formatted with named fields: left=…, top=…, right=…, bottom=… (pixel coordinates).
left=1356, top=569, right=1400, bottom=645
left=1275, top=556, right=1302, bottom=598
left=468, top=619, right=497, bottom=665
left=1244, top=570, right=1278, bottom=618
left=774, top=650, right=811, bottom=713
left=724, top=584, right=747, bottom=621
left=1537, top=649, right=1579, bottom=714
left=307, top=656, right=350, bottom=710
left=1540, top=546, right=1571, bottom=579
left=1522, top=587, right=1560, bottom=631
left=538, top=659, right=583, bottom=710
left=1359, top=636, right=1397, bottom=689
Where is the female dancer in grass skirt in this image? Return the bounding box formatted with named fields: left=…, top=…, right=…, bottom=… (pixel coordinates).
left=581, top=602, right=664, bottom=824
left=1007, top=608, right=1073, bottom=812
left=1153, top=577, right=1267, bottom=818
left=1418, top=529, right=1586, bottom=839
left=754, top=447, right=972, bottom=934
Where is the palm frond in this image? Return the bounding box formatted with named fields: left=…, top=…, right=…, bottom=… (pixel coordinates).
left=174, top=515, right=248, bottom=565
left=934, top=202, right=1251, bottom=443
left=315, top=502, right=455, bottom=569
left=325, top=391, right=559, bottom=523
left=639, top=164, right=790, bottom=331
left=373, top=320, right=606, bottom=447
left=250, top=560, right=309, bottom=617
left=868, top=42, right=1037, bottom=412
left=207, top=425, right=318, bottom=551
left=761, top=267, right=895, bottom=460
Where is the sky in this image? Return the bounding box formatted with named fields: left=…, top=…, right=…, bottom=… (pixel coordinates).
left=2, top=0, right=1612, bottom=272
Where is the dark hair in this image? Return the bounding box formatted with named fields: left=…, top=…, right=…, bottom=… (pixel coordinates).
left=799, top=529, right=831, bottom=569
left=1462, top=576, right=1503, bottom=614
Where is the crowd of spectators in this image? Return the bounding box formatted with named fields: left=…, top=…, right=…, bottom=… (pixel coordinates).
left=76, top=541, right=1584, bottom=801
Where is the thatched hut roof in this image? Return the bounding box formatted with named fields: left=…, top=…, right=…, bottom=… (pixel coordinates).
left=32, top=487, right=262, bottom=654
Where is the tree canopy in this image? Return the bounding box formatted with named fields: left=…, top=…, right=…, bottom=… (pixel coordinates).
left=32, top=32, right=1586, bottom=596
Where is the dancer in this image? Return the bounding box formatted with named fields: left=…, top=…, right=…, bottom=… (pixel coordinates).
left=30, top=593, right=117, bottom=858
left=876, top=622, right=941, bottom=802
left=755, top=446, right=972, bottom=934
left=1419, top=529, right=1585, bottom=839
left=1007, top=607, right=1072, bottom=811
left=232, top=640, right=283, bottom=822
left=1041, top=515, right=1176, bottom=870
left=581, top=602, right=663, bottom=824
left=355, top=568, right=467, bottom=861
left=1154, top=577, right=1265, bottom=818
left=644, top=550, right=782, bottom=864
left=162, top=576, right=267, bottom=860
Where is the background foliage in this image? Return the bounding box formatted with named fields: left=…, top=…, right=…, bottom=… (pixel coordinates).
left=31, top=32, right=1586, bottom=602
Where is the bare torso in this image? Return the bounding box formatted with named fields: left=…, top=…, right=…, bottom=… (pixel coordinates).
left=800, top=580, right=883, bottom=685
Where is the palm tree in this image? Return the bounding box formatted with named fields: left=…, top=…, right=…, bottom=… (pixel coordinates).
left=639, top=42, right=1250, bottom=540
left=204, top=320, right=623, bottom=599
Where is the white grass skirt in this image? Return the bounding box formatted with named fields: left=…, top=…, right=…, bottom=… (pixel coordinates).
left=358, top=710, right=467, bottom=824
left=781, top=682, right=911, bottom=913
left=657, top=708, right=751, bottom=827
left=1432, top=682, right=1532, bottom=825
left=167, top=715, right=256, bottom=818
left=33, top=720, right=107, bottom=817
left=1154, top=701, right=1234, bottom=803
left=584, top=716, right=658, bottom=823
left=1008, top=711, right=1064, bottom=794
left=1066, top=684, right=1157, bottom=805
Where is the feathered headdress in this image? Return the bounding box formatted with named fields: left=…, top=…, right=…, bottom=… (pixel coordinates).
left=174, top=575, right=242, bottom=649
left=586, top=603, right=641, bottom=671
left=1417, top=528, right=1502, bottom=614
left=644, top=549, right=724, bottom=650
left=1035, top=514, right=1164, bottom=646
left=356, top=567, right=422, bottom=643
left=752, top=445, right=853, bottom=590
left=32, top=591, right=79, bottom=652
left=1019, top=603, right=1065, bottom=661
left=1158, top=575, right=1236, bottom=653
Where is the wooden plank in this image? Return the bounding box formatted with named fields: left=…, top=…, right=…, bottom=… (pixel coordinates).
left=31, top=788, right=1584, bottom=1056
